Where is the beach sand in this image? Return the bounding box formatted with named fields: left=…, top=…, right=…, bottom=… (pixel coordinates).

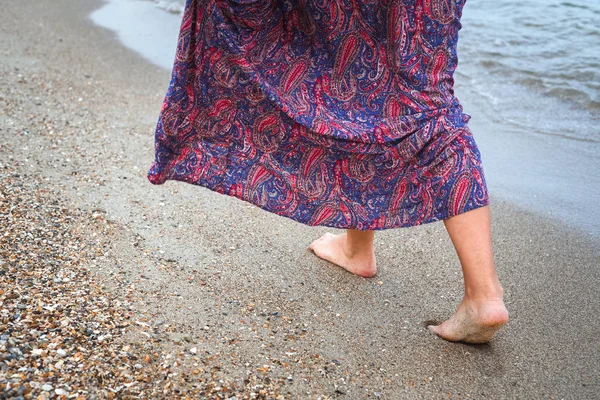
left=1, top=0, right=599, bottom=397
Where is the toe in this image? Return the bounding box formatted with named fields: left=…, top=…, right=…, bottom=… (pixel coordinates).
left=427, top=324, right=442, bottom=337
left=320, top=232, right=335, bottom=241
left=309, top=232, right=335, bottom=249
left=309, top=236, right=324, bottom=250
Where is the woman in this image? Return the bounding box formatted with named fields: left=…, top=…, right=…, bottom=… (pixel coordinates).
left=148, top=0, right=509, bottom=343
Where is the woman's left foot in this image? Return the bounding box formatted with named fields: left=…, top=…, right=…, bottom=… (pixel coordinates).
left=309, top=232, right=377, bottom=278
left=427, top=297, right=509, bottom=344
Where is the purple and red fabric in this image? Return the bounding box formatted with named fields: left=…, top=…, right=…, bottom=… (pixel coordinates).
left=148, top=0, right=490, bottom=230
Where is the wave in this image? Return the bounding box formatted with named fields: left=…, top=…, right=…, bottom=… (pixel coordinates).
left=148, top=0, right=185, bottom=14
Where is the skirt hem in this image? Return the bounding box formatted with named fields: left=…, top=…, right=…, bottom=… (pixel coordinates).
left=147, top=161, right=490, bottom=231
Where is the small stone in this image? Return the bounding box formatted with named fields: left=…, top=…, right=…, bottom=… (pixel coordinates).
left=41, top=384, right=53, bottom=391
left=168, top=332, right=187, bottom=343
left=189, top=347, right=197, bottom=354
left=56, top=349, right=67, bottom=357
left=9, top=347, right=22, bottom=356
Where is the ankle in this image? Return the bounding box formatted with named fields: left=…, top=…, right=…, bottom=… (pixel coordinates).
left=464, top=283, right=504, bottom=302
left=342, top=235, right=373, bottom=259
left=343, top=230, right=375, bottom=258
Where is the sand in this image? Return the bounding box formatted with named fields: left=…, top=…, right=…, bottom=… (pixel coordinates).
left=1, top=0, right=599, bottom=398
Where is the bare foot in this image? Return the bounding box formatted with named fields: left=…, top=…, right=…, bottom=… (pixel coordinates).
left=427, top=298, right=509, bottom=344
left=309, top=232, right=377, bottom=278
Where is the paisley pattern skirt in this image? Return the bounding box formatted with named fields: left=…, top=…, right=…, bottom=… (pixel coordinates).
left=148, top=0, right=490, bottom=230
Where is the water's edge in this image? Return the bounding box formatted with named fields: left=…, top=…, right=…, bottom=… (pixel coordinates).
left=90, top=0, right=182, bottom=71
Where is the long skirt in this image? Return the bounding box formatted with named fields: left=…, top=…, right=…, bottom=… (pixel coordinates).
left=147, top=0, right=490, bottom=230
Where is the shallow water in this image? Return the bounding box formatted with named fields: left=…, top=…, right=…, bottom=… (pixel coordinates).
left=90, top=0, right=181, bottom=71
left=458, top=0, right=600, bottom=145
left=90, top=0, right=600, bottom=237
left=463, top=0, right=600, bottom=112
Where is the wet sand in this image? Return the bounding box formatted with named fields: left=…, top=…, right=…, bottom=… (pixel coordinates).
left=1, top=0, right=599, bottom=398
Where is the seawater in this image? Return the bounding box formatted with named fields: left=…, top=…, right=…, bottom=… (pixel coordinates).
left=148, top=0, right=185, bottom=14
left=458, top=0, right=600, bottom=144
left=463, top=0, right=600, bottom=111
left=91, top=0, right=600, bottom=237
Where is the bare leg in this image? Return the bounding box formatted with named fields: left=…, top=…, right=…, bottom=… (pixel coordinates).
left=428, top=205, right=509, bottom=343
left=309, top=229, right=377, bottom=278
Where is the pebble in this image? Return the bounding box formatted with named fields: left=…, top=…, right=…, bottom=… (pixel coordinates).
left=167, top=332, right=191, bottom=343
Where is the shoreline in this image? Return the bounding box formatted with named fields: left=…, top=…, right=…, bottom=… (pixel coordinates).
left=89, top=0, right=182, bottom=71
left=1, top=0, right=599, bottom=398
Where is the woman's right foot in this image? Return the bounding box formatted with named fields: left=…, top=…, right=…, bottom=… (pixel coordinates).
left=309, top=232, right=377, bottom=278
left=427, top=297, right=509, bottom=344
